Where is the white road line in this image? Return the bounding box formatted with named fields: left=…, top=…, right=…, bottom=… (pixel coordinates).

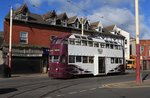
left=79, top=90, right=87, bottom=92
left=57, top=94, right=65, bottom=97
left=89, top=88, right=96, bottom=90
left=68, top=92, right=77, bottom=94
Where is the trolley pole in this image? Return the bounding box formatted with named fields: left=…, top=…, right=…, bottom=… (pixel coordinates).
left=8, top=6, right=13, bottom=76
left=135, top=0, right=141, bottom=84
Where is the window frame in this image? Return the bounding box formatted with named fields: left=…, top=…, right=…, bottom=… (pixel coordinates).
left=20, top=31, right=28, bottom=44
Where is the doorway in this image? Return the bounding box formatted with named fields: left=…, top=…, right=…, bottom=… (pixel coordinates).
left=98, top=57, right=105, bottom=73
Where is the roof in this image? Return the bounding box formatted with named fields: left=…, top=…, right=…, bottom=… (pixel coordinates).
left=57, top=12, right=68, bottom=20
left=67, top=16, right=78, bottom=24
left=15, top=3, right=30, bottom=15
left=90, top=21, right=102, bottom=29
left=4, top=4, right=125, bottom=40
left=103, top=25, right=116, bottom=32
left=42, top=10, right=57, bottom=20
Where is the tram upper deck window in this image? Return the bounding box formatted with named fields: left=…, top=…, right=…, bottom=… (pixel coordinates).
left=101, top=43, right=105, bottom=48
left=55, top=39, right=62, bottom=44
left=62, top=39, right=68, bottom=44
left=75, top=39, right=81, bottom=45
left=82, top=40, right=87, bottom=46
left=88, top=41, right=93, bottom=47
left=69, top=39, right=75, bottom=45
left=94, top=42, right=99, bottom=47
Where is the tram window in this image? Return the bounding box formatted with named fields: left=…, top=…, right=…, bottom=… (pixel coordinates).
left=49, top=56, right=52, bottom=62
left=115, top=45, right=118, bottom=49
left=61, top=56, right=66, bottom=63
left=56, top=39, right=61, bottom=44
left=89, top=56, right=94, bottom=63
left=94, top=42, right=99, bottom=47
left=111, top=58, right=114, bottom=64
left=62, top=39, right=68, bottom=44
left=82, top=40, right=87, bottom=46
left=54, top=56, right=59, bottom=62
left=69, top=39, right=75, bottom=45
left=69, top=55, right=75, bottom=63
left=75, top=39, right=81, bottom=45
left=115, top=58, right=119, bottom=63
left=76, top=56, right=82, bottom=62
left=119, top=59, right=122, bottom=63
left=101, top=43, right=105, bottom=48
left=110, top=44, right=114, bottom=49
left=106, top=44, right=109, bottom=48
left=83, top=56, right=88, bottom=63
left=88, top=41, right=93, bottom=47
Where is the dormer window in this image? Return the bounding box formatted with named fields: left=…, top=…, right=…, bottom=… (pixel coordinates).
left=61, top=20, right=67, bottom=27
left=46, top=18, right=56, bottom=25
left=74, top=21, right=79, bottom=28
left=84, top=23, right=89, bottom=30
left=15, top=12, right=28, bottom=21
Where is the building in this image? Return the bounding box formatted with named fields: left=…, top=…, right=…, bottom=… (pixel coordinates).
left=0, top=31, right=4, bottom=65
left=103, top=25, right=130, bottom=60
left=140, top=40, right=150, bottom=70
left=3, top=4, right=125, bottom=74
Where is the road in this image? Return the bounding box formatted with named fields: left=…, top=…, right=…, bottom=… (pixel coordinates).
left=0, top=71, right=150, bottom=98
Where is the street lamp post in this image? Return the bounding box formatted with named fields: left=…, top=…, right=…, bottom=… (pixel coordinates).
left=135, top=0, right=141, bottom=84
left=8, top=6, right=13, bottom=77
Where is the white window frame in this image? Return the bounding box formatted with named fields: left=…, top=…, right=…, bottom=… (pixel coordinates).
left=20, top=31, right=28, bottom=44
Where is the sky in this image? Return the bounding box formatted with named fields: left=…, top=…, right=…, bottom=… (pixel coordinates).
left=0, top=0, right=150, bottom=39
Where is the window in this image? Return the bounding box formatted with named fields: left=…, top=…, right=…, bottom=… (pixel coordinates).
left=101, top=43, right=105, bottom=48
left=75, top=21, right=79, bottom=28
left=69, top=55, right=75, bottom=63
left=83, top=56, right=88, bottom=63
left=75, top=39, right=81, bottom=45
left=125, top=39, right=127, bottom=44
left=50, top=35, right=56, bottom=40
left=106, top=44, right=109, bottom=48
left=94, top=42, right=99, bottom=47
left=53, top=56, right=59, bottom=62
left=61, top=20, right=67, bottom=27
left=82, top=40, right=87, bottom=46
left=88, top=41, right=93, bottom=47
left=46, top=18, right=56, bottom=25
left=110, top=44, right=114, bottom=49
left=20, top=32, right=28, bottom=44
left=115, top=58, right=119, bottom=63
left=119, top=59, right=122, bottom=63
left=69, top=39, right=75, bottom=45
left=76, top=56, right=82, bottom=62
left=89, top=56, right=94, bottom=63
left=111, top=58, right=115, bottom=64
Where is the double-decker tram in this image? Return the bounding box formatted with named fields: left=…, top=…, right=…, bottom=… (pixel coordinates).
left=48, top=34, right=125, bottom=78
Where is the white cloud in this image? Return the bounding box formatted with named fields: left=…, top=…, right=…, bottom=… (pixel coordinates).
left=27, top=0, right=43, bottom=6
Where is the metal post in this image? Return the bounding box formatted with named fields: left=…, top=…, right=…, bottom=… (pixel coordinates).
left=135, top=0, right=141, bottom=84
left=9, top=7, right=13, bottom=73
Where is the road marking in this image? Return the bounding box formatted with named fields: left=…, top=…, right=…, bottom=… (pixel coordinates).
left=98, top=86, right=103, bottom=88
left=89, top=88, right=96, bottom=90
left=68, top=91, right=77, bottom=94
left=79, top=90, right=87, bottom=92
left=57, top=94, right=65, bottom=97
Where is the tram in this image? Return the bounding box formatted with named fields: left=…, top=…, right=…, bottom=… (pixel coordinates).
left=48, top=34, right=125, bottom=78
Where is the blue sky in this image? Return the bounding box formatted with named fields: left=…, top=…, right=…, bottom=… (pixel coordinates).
left=0, top=0, right=150, bottom=39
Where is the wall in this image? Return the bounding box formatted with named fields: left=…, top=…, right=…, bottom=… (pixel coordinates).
left=4, top=20, right=70, bottom=47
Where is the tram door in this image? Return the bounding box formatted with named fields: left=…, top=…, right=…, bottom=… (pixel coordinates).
left=98, top=57, right=105, bottom=73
